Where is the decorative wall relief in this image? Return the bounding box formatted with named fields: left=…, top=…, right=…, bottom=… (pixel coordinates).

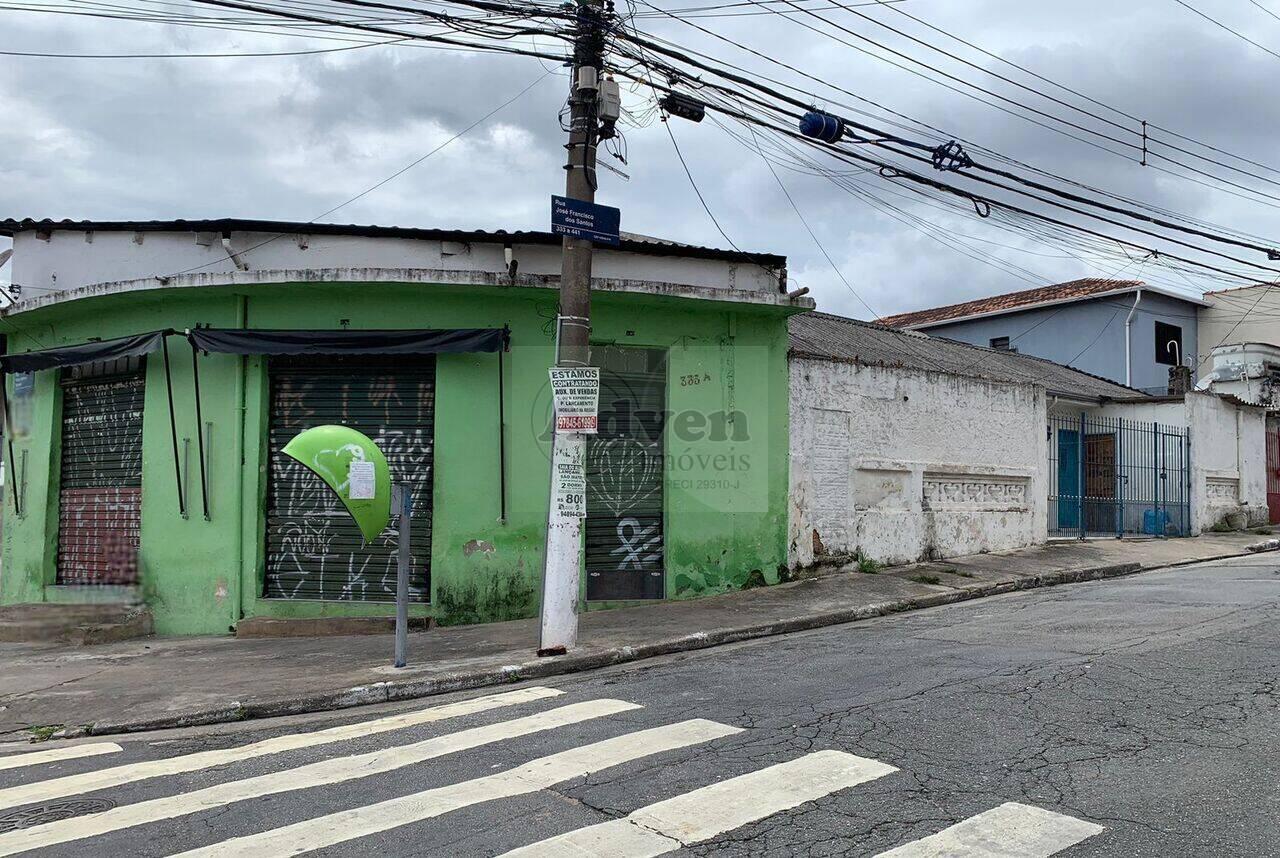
left=922, top=473, right=1030, bottom=512
left=1205, top=476, right=1240, bottom=505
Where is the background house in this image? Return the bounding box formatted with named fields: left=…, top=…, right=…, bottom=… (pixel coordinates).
left=1197, top=284, right=1280, bottom=406
left=877, top=278, right=1207, bottom=395
left=1199, top=283, right=1280, bottom=356
left=1195, top=284, right=1280, bottom=526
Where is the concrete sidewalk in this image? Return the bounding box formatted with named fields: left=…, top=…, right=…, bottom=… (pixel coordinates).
left=1, top=533, right=1273, bottom=741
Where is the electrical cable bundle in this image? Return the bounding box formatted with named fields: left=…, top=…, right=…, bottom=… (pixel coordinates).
left=8, top=0, right=1280, bottom=366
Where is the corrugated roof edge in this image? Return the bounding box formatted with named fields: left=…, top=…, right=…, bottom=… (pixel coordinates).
left=1145, top=391, right=1266, bottom=409
left=1202, top=282, right=1279, bottom=297
left=0, top=218, right=787, bottom=268
left=789, top=311, right=1149, bottom=400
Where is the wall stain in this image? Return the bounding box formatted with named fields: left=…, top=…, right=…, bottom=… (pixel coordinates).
left=435, top=571, right=536, bottom=626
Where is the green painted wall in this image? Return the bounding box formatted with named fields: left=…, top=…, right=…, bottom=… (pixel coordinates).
left=1, top=280, right=793, bottom=635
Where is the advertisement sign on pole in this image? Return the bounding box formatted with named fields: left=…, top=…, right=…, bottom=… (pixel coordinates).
left=552, top=443, right=587, bottom=519
left=549, top=366, right=600, bottom=434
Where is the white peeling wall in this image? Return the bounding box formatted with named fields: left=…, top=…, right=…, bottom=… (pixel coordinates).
left=789, top=359, right=1048, bottom=568
left=10, top=229, right=779, bottom=297
left=1185, top=392, right=1267, bottom=531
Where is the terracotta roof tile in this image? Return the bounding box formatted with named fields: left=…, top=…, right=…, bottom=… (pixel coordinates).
left=876, top=278, right=1145, bottom=328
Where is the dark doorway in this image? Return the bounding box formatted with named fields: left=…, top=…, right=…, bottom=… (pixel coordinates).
left=264, top=355, right=435, bottom=602
left=585, top=346, right=666, bottom=601
left=56, top=359, right=146, bottom=585
left=1084, top=433, right=1117, bottom=534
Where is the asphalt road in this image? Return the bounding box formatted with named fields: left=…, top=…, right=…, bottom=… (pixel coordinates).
left=0, top=554, right=1277, bottom=857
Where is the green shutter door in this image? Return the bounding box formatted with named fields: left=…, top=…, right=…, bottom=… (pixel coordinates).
left=264, top=355, right=435, bottom=602
left=586, top=347, right=666, bottom=600
left=56, top=359, right=146, bottom=585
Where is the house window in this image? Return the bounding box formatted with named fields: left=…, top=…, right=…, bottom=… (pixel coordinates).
left=989, top=336, right=1016, bottom=352
left=1155, top=321, right=1182, bottom=365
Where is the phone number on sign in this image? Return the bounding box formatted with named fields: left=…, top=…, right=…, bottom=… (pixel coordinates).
left=556, top=416, right=598, bottom=431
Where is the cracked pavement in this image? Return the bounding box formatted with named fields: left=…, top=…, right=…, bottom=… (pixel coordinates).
left=4, top=553, right=1278, bottom=856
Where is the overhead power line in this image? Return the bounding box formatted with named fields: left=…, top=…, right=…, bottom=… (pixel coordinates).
left=184, top=0, right=565, bottom=59
left=608, top=24, right=1280, bottom=277
left=0, top=0, right=571, bottom=58
left=609, top=49, right=1280, bottom=292
left=747, top=0, right=1280, bottom=203
left=634, top=0, right=1280, bottom=212
left=1249, top=0, right=1280, bottom=23
left=19, top=0, right=1280, bottom=335
left=1172, top=0, right=1280, bottom=62
left=640, top=0, right=902, bottom=14
left=727, top=114, right=954, bottom=369
left=160, top=67, right=555, bottom=279
left=0, top=36, right=409, bottom=56
left=628, top=0, right=1280, bottom=240
left=867, top=0, right=1280, bottom=182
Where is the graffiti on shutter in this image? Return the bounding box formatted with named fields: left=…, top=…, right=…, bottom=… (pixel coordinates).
left=586, top=347, right=666, bottom=600
left=264, top=355, right=435, bottom=602
left=57, top=358, right=146, bottom=585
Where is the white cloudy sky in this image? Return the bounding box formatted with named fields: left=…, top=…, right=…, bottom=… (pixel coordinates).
left=3, top=0, right=1280, bottom=318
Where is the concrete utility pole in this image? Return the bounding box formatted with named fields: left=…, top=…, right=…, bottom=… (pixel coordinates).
left=538, top=0, right=606, bottom=656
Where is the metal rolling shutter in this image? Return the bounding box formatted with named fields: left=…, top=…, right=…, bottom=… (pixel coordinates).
left=56, top=358, right=146, bottom=585
left=264, top=355, right=435, bottom=602
left=585, top=347, right=666, bottom=600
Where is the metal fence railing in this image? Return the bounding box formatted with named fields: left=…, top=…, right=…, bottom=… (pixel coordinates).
left=1267, top=423, right=1280, bottom=525
left=1048, top=413, right=1190, bottom=538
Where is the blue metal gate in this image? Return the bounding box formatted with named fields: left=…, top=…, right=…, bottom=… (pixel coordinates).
left=1048, top=413, right=1190, bottom=538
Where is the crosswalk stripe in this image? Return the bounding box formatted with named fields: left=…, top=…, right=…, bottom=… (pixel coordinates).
left=0, top=686, right=559, bottom=810
left=170, top=718, right=743, bottom=858
left=0, top=696, right=627, bottom=856
left=875, top=802, right=1105, bottom=857
left=0, top=743, right=123, bottom=772
left=499, top=749, right=898, bottom=857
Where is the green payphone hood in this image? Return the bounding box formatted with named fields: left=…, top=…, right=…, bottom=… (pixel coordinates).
left=281, top=425, right=392, bottom=543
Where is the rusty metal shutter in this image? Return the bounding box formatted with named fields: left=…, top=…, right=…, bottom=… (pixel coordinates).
left=264, top=355, right=435, bottom=602
left=585, top=347, right=666, bottom=600
left=56, top=358, right=146, bottom=585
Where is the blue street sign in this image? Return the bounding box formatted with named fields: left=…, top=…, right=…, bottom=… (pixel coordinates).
left=551, top=195, right=621, bottom=246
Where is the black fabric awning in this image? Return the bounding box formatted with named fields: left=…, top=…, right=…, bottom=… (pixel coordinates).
left=188, top=328, right=507, bottom=356
left=0, top=329, right=171, bottom=373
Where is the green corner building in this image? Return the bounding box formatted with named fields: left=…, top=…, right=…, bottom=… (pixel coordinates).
left=0, top=219, right=810, bottom=636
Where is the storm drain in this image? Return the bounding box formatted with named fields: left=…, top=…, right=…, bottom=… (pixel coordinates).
left=0, top=798, right=116, bottom=831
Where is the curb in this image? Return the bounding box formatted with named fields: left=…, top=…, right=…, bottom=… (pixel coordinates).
left=77, top=542, right=1278, bottom=738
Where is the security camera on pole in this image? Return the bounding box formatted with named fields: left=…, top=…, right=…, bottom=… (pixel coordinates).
left=538, top=0, right=620, bottom=656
